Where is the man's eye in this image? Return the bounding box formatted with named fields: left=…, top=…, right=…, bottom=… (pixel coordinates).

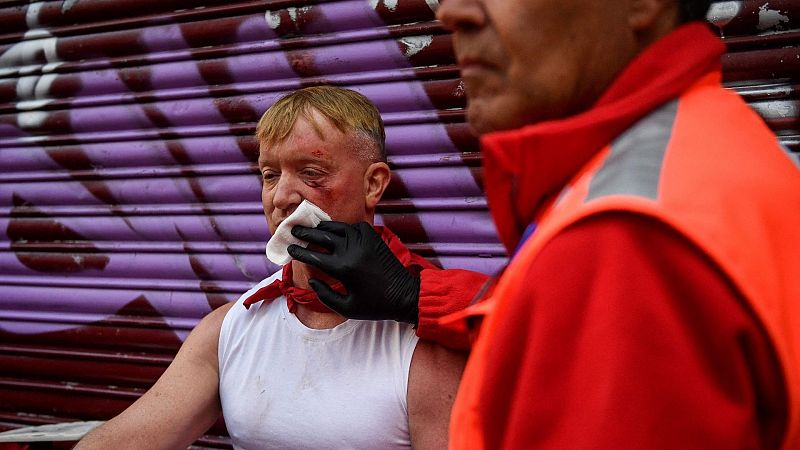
left=262, top=171, right=279, bottom=182
left=301, top=169, right=322, bottom=178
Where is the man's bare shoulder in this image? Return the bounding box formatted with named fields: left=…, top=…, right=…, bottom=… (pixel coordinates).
left=174, top=301, right=235, bottom=368
left=409, top=340, right=467, bottom=393
left=408, top=340, right=467, bottom=449
left=199, top=302, right=235, bottom=333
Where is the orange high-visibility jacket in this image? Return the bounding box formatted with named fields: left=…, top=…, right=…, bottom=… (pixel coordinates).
left=450, top=71, right=800, bottom=449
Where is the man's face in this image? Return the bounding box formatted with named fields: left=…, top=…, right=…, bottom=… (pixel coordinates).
left=436, top=0, right=639, bottom=133
left=259, top=111, right=373, bottom=234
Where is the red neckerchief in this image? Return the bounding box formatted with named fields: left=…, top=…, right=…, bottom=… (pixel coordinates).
left=243, top=262, right=340, bottom=313
left=242, top=226, right=424, bottom=314
left=480, top=23, right=726, bottom=252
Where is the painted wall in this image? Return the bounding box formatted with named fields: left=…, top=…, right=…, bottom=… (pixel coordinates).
left=0, top=0, right=797, bottom=447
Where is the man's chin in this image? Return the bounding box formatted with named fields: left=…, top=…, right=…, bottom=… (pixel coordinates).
left=293, top=261, right=340, bottom=286
left=467, top=102, right=501, bottom=134
left=473, top=107, right=538, bottom=134
left=468, top=120, right=490, bottom=135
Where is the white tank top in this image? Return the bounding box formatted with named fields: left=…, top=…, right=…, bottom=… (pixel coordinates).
left=218, top=271, right=420, bottom=449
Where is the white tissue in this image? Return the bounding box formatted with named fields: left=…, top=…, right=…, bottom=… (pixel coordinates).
left=265, top=200, right=331, bottom=265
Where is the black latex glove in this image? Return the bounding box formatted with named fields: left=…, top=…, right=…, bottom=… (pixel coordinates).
left=287, top=221, right=420, bottom=324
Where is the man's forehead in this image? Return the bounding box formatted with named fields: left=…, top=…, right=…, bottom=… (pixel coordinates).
left=257, top=138, right=336, bottom=164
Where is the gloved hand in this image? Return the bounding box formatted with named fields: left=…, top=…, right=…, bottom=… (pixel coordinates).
left=287, top=221, right=420, bottom=324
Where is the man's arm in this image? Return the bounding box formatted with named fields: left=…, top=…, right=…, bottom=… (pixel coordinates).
left=75, top=302, right=234, bottom=450
left=415, top=267, right=488, bottom=350
left=407, top=341, right=467, bottom=449
left=289, top=221, right=488, bottom=349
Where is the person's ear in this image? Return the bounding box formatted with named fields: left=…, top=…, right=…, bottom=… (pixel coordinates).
left=628, top=0, right=680, bottom=36
left=364, top=162, right=391, bottom=210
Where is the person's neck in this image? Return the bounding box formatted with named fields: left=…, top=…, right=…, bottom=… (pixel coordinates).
left=294, top=304, right=346, bottom=329
left=291, top=260, right=346, bottom=329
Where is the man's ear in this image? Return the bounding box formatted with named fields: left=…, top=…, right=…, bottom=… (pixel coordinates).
left=628, top=0, right=680, bottom=41
left=364, top=162, right=391, bottom=210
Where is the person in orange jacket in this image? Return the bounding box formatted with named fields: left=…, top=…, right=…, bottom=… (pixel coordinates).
left=434, top=0, right=800, bottom=447
left=297, top=0, right=800, bottom=448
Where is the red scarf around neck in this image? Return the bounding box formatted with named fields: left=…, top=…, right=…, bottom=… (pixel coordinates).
left=243, top=262, right=341, bottom=313
left=242, top=226, right=425, bottom=314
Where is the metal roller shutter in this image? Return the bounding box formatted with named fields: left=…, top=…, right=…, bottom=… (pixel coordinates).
left=0, top=1, right=495, bottom=446
left=0, top=0, right=797, bottom=447
left=710, top=0, right=800, bottom=152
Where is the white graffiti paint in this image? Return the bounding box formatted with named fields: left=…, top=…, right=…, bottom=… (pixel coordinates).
left=399, top=35, right=433, bottom=57
left=265, top=10, right=282, bottom=29
left=17, top=111, right=48, bottom=129
left=767, top=101, right=797, bottom=118
left=16, top=99, right=52, bottom=110
left=265, top=6, right=312, bottom=29
left=751, top=100, right=798, bottom=119
left=287, top=7, right=300, bottom=24
left=16, top=76, right=39, bottom=100
left=0, top=31, right=59, bottom=77
left=1, top=28, right=60, bottom=113
left=425, top=0, right=440, bottom=12
left=2, top=9, right=59, bottom=156
left=25, top=29, right=51, bottom=39
left=18, top=65, right=41, bottom=75
left=758, top=3, right=790, bottom=31
left=16, top=73, right=57, bottom=101
left=25, top=1, right=44, bottom=29
left=42, top=62, right=63, bottom=73
left=706, top=1, right=741, bottom=28
left=15, top=72, right=56, bottom=111
left=0, top=32, right=58, bottom=73
left=369, top=0, right=400, bottom=11
left=62, top=0, right=80, bottom=13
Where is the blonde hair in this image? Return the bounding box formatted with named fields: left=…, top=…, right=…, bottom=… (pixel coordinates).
left=256, top=86, right=386, bottom=162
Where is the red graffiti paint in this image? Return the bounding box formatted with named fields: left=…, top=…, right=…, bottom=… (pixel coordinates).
left=8, top=194, right=110, bottom=273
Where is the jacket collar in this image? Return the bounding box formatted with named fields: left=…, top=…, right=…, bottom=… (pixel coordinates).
left=480, top=23, right=726, bottom=252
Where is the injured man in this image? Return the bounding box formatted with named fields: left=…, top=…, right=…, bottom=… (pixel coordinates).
left=75, top=86, right=469, bottom=449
